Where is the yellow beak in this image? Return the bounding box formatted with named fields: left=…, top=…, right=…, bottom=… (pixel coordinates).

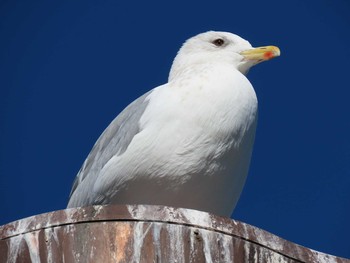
left=240, top=46, right=280, bottom=61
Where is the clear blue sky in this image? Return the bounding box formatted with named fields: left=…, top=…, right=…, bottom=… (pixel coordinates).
left=1, top=0, right=349, bottom=259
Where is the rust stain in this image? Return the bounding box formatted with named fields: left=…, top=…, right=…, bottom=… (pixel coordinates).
left=115, top=223, right=132, bottom=263
left=0, top=205, right=349, bottom=263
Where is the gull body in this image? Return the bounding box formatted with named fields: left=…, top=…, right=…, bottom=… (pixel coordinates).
left=67, top=31, right=280, bottom=216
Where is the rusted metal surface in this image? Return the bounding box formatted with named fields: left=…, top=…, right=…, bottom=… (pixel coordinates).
left=0, top=205, right=349, bottom=263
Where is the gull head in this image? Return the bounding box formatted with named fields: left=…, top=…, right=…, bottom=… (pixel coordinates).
left=169, top=31, right=280, bottom=80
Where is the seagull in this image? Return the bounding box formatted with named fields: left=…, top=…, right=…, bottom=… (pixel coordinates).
left=67, top=31, right=280, bottom=217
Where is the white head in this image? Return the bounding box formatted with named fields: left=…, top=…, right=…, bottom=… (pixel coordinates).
left=169, top=31, right=280, bottom=81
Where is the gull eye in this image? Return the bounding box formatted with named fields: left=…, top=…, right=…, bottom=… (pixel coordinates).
left=212, top=38, right=225, bottom=47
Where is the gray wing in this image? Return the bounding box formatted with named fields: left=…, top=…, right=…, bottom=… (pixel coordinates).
left=68, top=90, right=153, bottom=199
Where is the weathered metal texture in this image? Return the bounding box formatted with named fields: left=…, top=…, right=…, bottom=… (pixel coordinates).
left=0, top=205, right=348, bottom=263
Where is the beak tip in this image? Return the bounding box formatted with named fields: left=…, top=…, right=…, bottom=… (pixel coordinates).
left=272, top=46, right=281, bottom=57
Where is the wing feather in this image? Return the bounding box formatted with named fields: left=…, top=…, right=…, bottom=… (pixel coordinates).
left=68, top=90, right=152, bottom=199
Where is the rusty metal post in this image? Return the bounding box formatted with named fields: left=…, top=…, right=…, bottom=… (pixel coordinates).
left=0, top=205, right=349, bottom=262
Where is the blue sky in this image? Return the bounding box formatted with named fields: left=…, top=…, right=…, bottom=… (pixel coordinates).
left=1, top=0, right=349, bottom=259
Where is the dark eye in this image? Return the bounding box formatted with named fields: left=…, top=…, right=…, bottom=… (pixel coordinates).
left=212, top=38, right=225, bottom=47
